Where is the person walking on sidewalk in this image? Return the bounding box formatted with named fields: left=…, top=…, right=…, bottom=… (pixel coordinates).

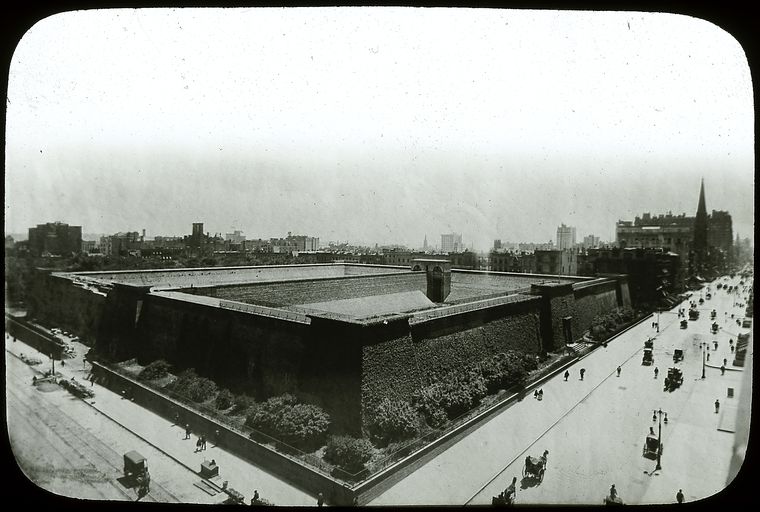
left=676, top=489, right=684, bottom=503
left=580, top=368, right=586, bottom=381
left=185, top=424, right=191, bottom=440
left=654, top=367, right=659, bottom=379
left=317, top=492, right=324, bottom=507
left=616, top=366, right=621, bottom=377
left=564, top=370, right=570, bottom=381
left=715, top=399, right=720, bottom=414
left=720, top=365, right=726, bottom=375
left=196, top=437, right=202, bottom=453
left=201, top=435, right=207, bottom=451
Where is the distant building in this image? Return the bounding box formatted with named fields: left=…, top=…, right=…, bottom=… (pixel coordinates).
left=534, top=249, right=578, bottom=275
left=581, top=234, right=600, bottom=249
left=384, top=250, right=427, bottom=267
left=5, top=235, right=15, bottom=251
left=225, top=230, right=246, bottom=244
left=441, top=233, right=463, bottom=253
left=81, top=240, right=97, bottom=253
left=556, top=224, right=576, bottom=250
left=28, top=222, right=82, bottom=256
left=448, top=251, right=479, bottom=270
left=286, top=232, right=319, bottom=252
left=707, top=210, right=733, bottom=253
left=493, top=239, right=502, bottom=251
left=100, top=231, right=141, bottom=257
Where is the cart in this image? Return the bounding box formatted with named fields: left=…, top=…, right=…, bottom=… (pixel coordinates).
left=680, top=319, right=688, bottom=329
left=642, top=348, right=654, bottom=366
left=642, top=434, right=662, bottom=459
left=644, top=339, right=654, bottom=349
left=710, top=310, right=717, bottom=320
left=663, top=367, right=683, bottom=391
left=689, top=309, right=700, bottom=320
left=523, top=450, right=548, bottom=483
left=124, top=451, right=150, bottom=495
left=673, top=349, right=684, bottom=363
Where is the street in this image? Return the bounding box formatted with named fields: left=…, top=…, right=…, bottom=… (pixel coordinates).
left=6, top=350, right=219, bottom=503
left=369, top=275, right=751, bottom=506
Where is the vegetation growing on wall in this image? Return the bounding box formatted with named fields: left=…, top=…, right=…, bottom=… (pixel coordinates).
left=588, top=307, right=636, bottom=341
left=168, top=369, right=219, bottom=403
left=324, top=435, right=375, bottom=473
left=245, top=394, right=331, bottom=451
left=137, top=359, right=172, bottom=381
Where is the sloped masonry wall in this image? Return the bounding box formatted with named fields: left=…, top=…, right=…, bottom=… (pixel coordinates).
left=126, top=294, right=363, bottom=435
left=27, top=272, right=105, bottom=346
left=360, top=298, right=543, bottom=429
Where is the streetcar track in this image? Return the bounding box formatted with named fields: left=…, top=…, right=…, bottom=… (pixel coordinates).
left=6, top=356, right=177, bottom=502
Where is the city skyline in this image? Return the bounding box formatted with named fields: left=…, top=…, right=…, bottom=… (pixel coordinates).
left=5, top=8, right=754, bottom=250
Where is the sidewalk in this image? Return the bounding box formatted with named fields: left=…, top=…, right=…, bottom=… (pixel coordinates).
left=5, top=333, right=316, bottom=507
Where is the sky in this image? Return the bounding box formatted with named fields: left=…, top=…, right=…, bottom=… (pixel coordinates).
left=4, top=7, right=755, bottom=251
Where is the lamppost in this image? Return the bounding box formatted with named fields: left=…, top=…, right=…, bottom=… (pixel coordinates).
left=701, top=342, right=707, bottom=379
left=654, top=408, right=667, bottom=471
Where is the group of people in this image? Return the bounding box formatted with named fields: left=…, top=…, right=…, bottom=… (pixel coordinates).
left=533, top=389, right=544, bottom=400
left=196, top=434, right=208, bottom=452
left=562, top=368, right=586, bottom=381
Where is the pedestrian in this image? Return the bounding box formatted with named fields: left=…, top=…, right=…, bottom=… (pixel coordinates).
left=653, top=410, right=657, bottom=422
left=317, top=492, right=324, bottom=507
left=676, top=489, right=684, bottom=503
left=715, top=399, right=720, bottom=413
left=580, top=368, right=586, bottom=381
left=616, top=366, right=621, bottom=377
left=538, top=389, right=543, bottom=400
left=201, top=435, right=207, bottom=451
left=90, top=374, right=95, bottom=386
left=185, top=424, right=191, bottom=440
left=564, top=370, right=569, bottom=381
left=196, top=437, right=202, bottom=452
left=720, top=365, right=726, bottom=375
left=664, top=413, right=668, bottom=424
left=654, top=367, right=659, bottom=379
left=649, top=426, right=655, bottom=436
left=609, top=484, right=617, bottom=500
left=723, top=358, right=727, bottom=366
left=707, top=353, right=710, bottom=362
left=251, top=490, right=259, bottom=505
left=534, top=389, right=539, bottom=399
left=61, top=359, right=65, bottom=367
left=731, top=345, right=734, bottom=354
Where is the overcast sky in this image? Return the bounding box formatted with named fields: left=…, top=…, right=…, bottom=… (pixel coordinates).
left=4, top=7, right=754, bottom=250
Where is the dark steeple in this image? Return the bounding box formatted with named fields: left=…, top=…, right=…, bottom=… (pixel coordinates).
left=693, top=178, right=709, bottom=269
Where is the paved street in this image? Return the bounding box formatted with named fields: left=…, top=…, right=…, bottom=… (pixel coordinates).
left=5, top=331, right=316, bottom=506
left=6, top=349, right=218, bottom=503
left=369, top=275, right=752, bottom=506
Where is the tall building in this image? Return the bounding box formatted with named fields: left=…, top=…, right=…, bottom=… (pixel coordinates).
left=556, top=224, right=576, bottom=250
left=28, top=222, right=82, bottom=256
left=225, top=230, right=246, bottom=243
left=494, top=239, right=502, bottom=251
left=423, top=235, right=428, bottom=251
left=441, top=233, right=462, bottom=253
left=707, top=210, right=733, bottom=253
left=190, top=222, right=205, bottom=248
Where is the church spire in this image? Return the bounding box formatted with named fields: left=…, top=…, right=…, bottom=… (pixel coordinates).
left=693, top=178, right=709, bottom=270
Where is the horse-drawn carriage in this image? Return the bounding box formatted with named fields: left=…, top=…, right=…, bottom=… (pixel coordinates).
left=523, top=450, right=548, bottom=483
left=124, top=451, right=150, bottom=497
left=642, top=348, right=654, bottom=366
left=689, top=309, right=700, bottom=320
left=680, top=319, right=688, bottom=329
left=663, top=367, right=683, bottom=392
left=644, top=339, right=654, bottom=349
left=642, top=434, right=662, bottom=459
left=673, top=349, right=684, bottom=363
left=710, top=309, right=717, bottom=320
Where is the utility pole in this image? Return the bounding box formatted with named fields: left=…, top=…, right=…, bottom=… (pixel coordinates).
left=655, top=408, right=666, bottom=471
